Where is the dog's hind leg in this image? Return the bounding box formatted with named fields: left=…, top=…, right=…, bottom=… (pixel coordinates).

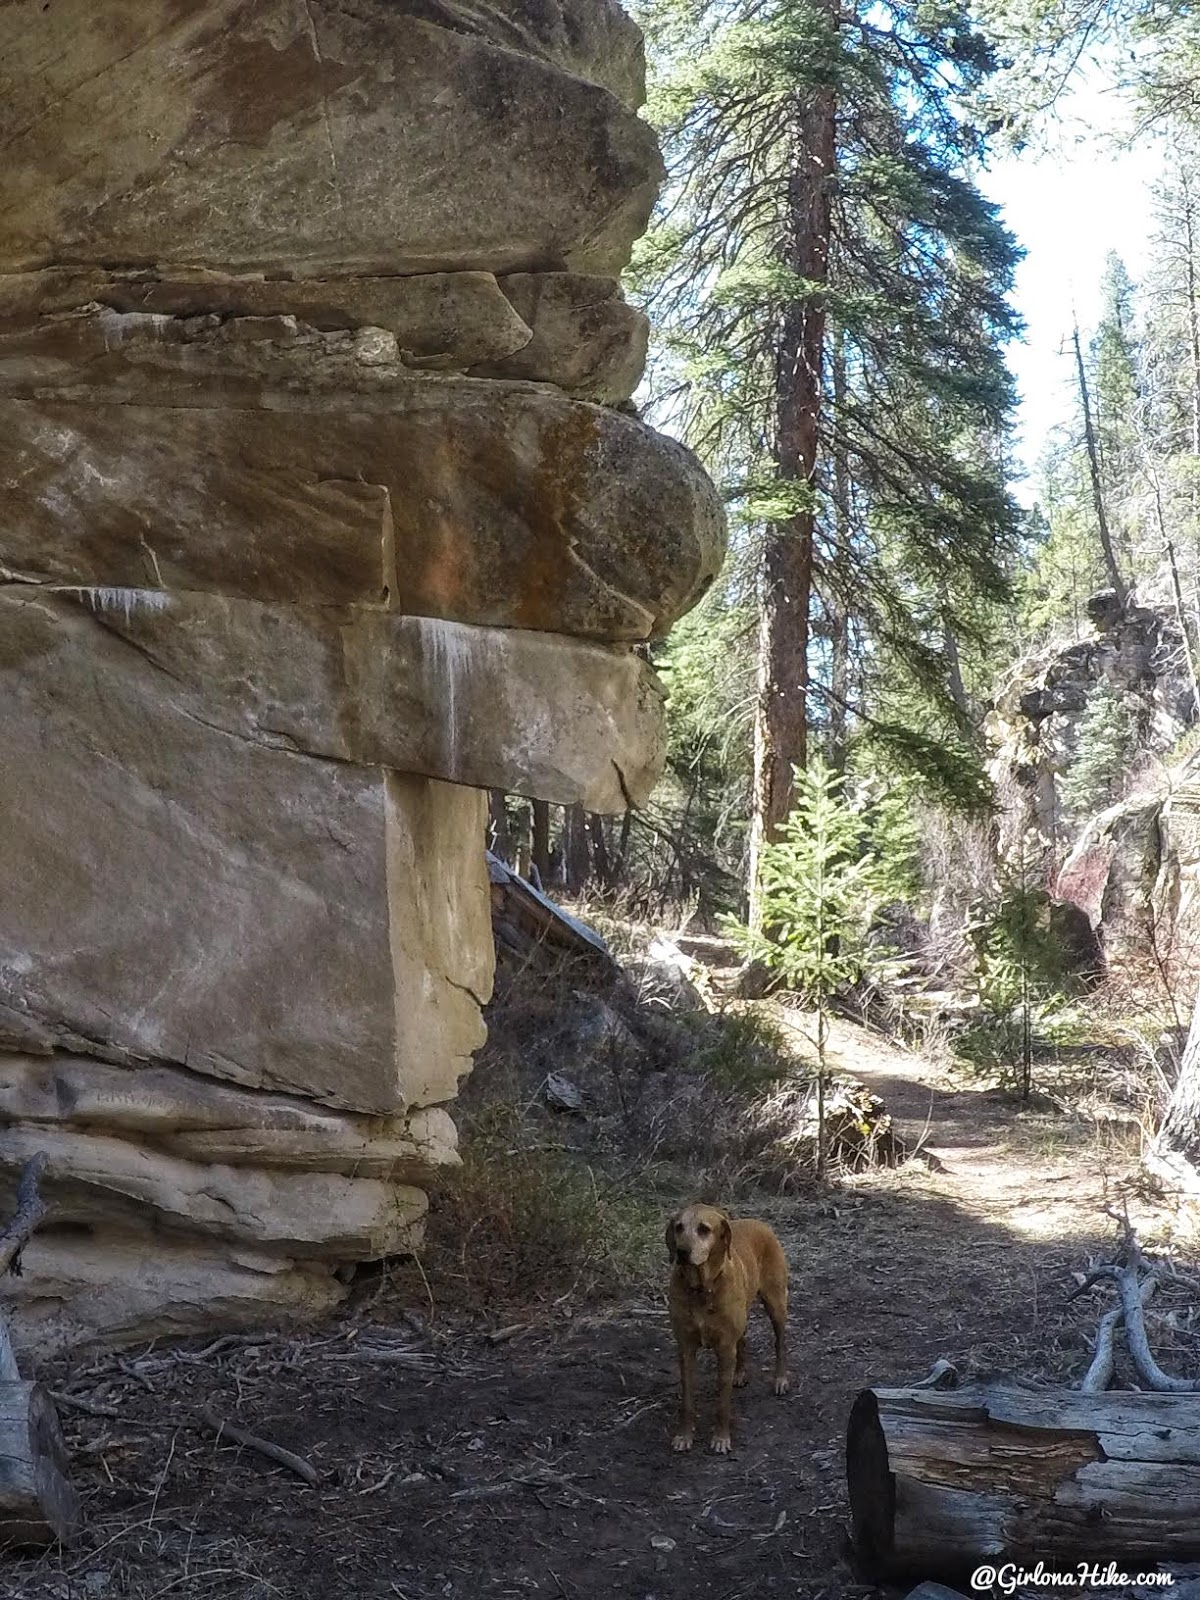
left=672, top=1335, right=699, bottom=1452
left=760, top=1287, right=789, bottom=1395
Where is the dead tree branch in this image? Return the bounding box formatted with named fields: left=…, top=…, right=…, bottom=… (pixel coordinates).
left=1075, top=1224, right=1200, bottom=1392
left=0, top=1154, right=49, bottom=1279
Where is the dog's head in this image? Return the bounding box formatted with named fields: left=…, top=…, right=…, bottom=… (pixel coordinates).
left=666, top=1203, right=732, bottom=1273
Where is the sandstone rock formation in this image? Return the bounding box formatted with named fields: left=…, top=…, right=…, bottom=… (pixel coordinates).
left=0, top=0, right=725, bottom=1353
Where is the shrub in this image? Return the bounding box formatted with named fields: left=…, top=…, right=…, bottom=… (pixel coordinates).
left=427, top=1103, right=659, bottom=1306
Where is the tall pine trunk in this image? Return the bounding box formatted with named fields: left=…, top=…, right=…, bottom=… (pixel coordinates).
left=530, top=799, right=551, bottom=888
left=1178, top=162, right=1200, bottom=583
left=1072, top=318, right=1127, bottom=605
left=564, top=803, right=591, bottom=892
left=748, top=58, right=836, bottom=926
left=828, top=331, right=851, bottom=771
left=1180, top=163, right=1200, bottom=460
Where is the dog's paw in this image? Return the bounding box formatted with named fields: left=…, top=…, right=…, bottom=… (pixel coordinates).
left=774, top=1375, right=790, bottom=1396
left=733, top=1370, right=749, bottom=1389
left=671, top=1432, right=694, bottom=1453
left=709, top=1432, right=732, bottom=1454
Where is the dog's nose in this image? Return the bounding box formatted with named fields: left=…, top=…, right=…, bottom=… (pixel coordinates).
left=675, top=1248, right=691, bottom=1265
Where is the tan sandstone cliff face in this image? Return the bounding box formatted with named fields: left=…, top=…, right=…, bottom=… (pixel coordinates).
left=0, top=0, right=726, bottom=1352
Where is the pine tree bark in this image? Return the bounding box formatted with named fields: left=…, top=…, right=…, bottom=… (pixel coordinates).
left=1179, top=161, right=1200, bottom=460
left=488, top=791, right=513, bottom=863
left=530, top=800, right=551, bottom=888
left=0, top=1384, right=81, bottom=1548
left=587, top=812, right=612, bottom=887
left=827, top=331, right=851, bottom=771
left=564, top=803, right=591, bottom=892
left=748, top=49, right=837, bottom=925
left=1177, top=158, right=1200, bottom=578
left=848, top=1383, right=1200, bottom=1580
left=943, top=615, right=969, bottom=718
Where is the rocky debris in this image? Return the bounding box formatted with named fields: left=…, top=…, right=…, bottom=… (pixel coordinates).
left=625, top=939, right=709, bottom=1011
left=1156, top=775, right=1200, bottom=946
left=0, top=0, right=724, bottom=1351
left=1056, top=791, right=1164, bottom=937
left=543, top=1073, right=585, bottom=1113
left=988, top=594, right=1194, bottom=850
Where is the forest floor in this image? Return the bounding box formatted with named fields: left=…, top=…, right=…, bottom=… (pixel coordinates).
left=10, top=999, right=1190, bottom=1600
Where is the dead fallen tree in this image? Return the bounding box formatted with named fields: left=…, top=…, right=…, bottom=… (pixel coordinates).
left=847, top=1382, right=1200, bottom=1581
left=848, top=1228, right=1200, bottom=1581
left=0, top=1155, right=81, bottom=1549
left=486, top=851, right=616, bottom=971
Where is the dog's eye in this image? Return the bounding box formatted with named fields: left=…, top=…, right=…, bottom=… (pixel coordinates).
left=674, top=1220, right=683, bottom=1232
left=697, top=1224, right=710, bottom=1236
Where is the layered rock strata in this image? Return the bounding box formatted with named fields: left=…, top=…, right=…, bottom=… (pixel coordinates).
left=0, top=0, right=725, bottom=1352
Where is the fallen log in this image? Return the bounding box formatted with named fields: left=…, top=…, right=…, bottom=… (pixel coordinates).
left=0, top=1155, right=81, bottom=1549
left=0, top=1383, right=80, bottom=1548
left=847, top=1383, right=1200, bottom=1582
left=486, top=851, right=615, bottom=970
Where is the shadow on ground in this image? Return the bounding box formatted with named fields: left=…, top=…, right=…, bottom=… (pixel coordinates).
left=9, top=1175, right=1118, bottom=1600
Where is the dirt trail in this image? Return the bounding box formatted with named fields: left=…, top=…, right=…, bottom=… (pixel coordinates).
left=11, top=1015, right=1161, bottom=1600
left=805, top=1009, right=1144, bottom=1244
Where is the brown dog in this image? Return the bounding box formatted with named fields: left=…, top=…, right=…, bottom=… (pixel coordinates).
left=666, top=1203, right=789, bottom=1454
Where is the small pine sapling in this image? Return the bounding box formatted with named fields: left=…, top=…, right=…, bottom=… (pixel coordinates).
left=731, top=759, right=902, bottom=1177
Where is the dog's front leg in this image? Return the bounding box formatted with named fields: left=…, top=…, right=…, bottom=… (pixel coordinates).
left=672, top=1335, right=699, bottom=1452
left=710, top=1343, right=735, bottom=1454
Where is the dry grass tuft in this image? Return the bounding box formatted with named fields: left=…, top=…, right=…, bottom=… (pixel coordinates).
left=426, top=1102, right=660, bottom=1306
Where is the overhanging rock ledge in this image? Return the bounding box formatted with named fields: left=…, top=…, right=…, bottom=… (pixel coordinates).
left=0, top=0, right=725, bottom=1353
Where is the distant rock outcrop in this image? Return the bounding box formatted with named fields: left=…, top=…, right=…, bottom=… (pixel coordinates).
left=986, top=591, right=1197, bottom=955
left=0, top=0, right=725, bottom=1352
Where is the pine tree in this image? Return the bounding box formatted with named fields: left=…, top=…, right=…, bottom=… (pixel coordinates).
left=965, top=831, right=1070, bottom=1102
left=1060, top=676, right=1136, bottom=820
left=1092, top=253, right=1141, bottom=576
left=733, top=758, right=896, bottom=1174
left=633, top=0, right=1023, bottom=916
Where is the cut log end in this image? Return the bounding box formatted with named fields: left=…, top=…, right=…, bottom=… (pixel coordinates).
left=847, top=1382, right=1200, bottom=1582
left=0, top=1383, right=82, bottom=1548
left=846, top=1390, right=897, bottom=1576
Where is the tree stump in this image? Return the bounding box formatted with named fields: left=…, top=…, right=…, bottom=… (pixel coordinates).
left=0, top=1382, right=81, bottom=1548
left=847, top=1383, right=1200, bottom=1582
left=0, top=1153, right=82, bottom=1549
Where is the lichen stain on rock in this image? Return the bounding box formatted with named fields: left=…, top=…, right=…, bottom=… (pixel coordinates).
left=399, top=429, right=482, bottom=621
left=518, top=403, right=604, bottom=629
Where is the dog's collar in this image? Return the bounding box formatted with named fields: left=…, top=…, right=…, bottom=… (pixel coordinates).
left=680, top=1257, right=727, bottom=1301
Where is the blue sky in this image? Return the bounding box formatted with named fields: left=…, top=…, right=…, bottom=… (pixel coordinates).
left=978, top=75, right=1164, bottom=502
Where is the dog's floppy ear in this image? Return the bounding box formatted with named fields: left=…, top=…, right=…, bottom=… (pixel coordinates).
left=665, top=1214, right=680, bottom=1258
left=718, top=1214, right=732, bottom=1258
